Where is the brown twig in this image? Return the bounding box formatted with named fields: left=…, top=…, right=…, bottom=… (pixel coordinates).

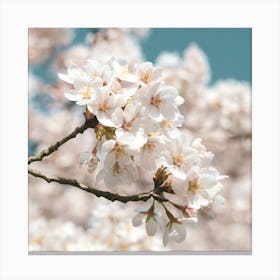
left=28, top=117, right=98, bottom=164
left=28, top=168, right=168, bottom=203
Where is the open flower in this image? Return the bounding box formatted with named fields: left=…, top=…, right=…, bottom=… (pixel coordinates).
left=139, top=132, right=166, bottom=170
left=137, top=83, right=184, bottom=122
left=181, top=166, right=228, bottom=209
left=164, top=134, right=201, bottom=180
left=110, top=58, right=137, bottom=83
left=87, top=86, right=127, bottom=127
left=63, top=75, right=103, bottom=105
left=96, top=138, right=139, bottom=187
left=132, top=204, right=162, bottom=236
left=135, top=62, right=162, bottom=86
left=113, top=101, right=144, bottom=133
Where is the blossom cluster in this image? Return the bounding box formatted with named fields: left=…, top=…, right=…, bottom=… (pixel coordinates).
left=29, top=201, right=164, bottom=251
left=156, top=46, right=251, bottom=139
left=59, top=57, right=228, bottom=246
left=29, top=29, right=251, bottom=251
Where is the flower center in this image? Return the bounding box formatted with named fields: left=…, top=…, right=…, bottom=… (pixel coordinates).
left=81, top=88, right=91, bottom=99
left=112, top=161, right=121, bottom=175
left=188, top=178, right=201, bottom=193
left=151, top=95, right=163, bottom=107
left=144, top=142, right=156, bottom=151
left=140, top=68, right=153, bottom=83
left=114, top=144, right=126, bottom=157
left=121, top=65, right=128, bottom=76
left=99, top=102, right=110, bottom=111
left=173, top=153, right=184, bottom=166
left=123, top=122, right=132, bottom=131
left=160, top=120, right=172, bottom=128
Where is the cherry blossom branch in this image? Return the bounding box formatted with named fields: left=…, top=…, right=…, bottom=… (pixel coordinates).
left=28, top=168, right=168, bottom=204
left=28, top=116, right=98, bottom=164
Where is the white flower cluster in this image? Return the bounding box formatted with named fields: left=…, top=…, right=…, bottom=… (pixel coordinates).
left=59, top=58, right=227, bottom=246
left=29, top=202, right=164, bottom=252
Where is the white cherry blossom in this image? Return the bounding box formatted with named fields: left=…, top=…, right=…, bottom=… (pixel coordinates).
left=135, top=62, right=162, bottom=86
left=132, top=204, right=162, bottom=236
left=137, top=83, right=184, bottom=122
left=179, top=166, right=228, bottom=209
left=110, top=58, right=137, bottom=83
left=139, top=132, right=166, bottom=170
left=164, top=134, right=201, bottom=180
left=87, top=86, right=127, bottom=127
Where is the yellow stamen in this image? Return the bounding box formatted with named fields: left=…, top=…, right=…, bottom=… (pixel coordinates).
left=151, top=95, right=163, bottom=107
left=173, top=153, right=184, bottom=166
left=141, top=68, right=153, bottom=83
left=81, top=88, right=91, bottom=99
left=188, top=178, right=201, bottom=193
left=112, top=162, right=121, bottom=175
left=99, top=102, right=109, bottom=111
left=123, top=122, right=132, bottom=131
left=114, top=144, right=126, bottom=156
left=121, top=65, right=128, bottom=76
left=144, top=142, right=156, bottom=151
left=160, top=120, right=172, bottom=127
left=147, top=132, right=160, bottom=137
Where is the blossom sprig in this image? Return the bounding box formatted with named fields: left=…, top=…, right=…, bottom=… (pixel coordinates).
left=28, top=57, right=228, bottom=247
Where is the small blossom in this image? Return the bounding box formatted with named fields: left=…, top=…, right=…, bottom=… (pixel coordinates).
left=135, top=62, right=162, bottom=86
left=132, top=205, right=162, bottom=236
left=110, top=58, right=137, bottom=83
left=182, top=166, right=228, bottom=209
left=162, top=217, right=197, bottom=246
left=79, top=152, right=99, bottom=173
left=87, top=87, right=127, bottom=127
left=137, top=83, right=184, bottom=122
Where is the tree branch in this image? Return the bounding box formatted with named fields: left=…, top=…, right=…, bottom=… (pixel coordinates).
left=28, top=168, right=167, bottom=203
left=28, top=117, right=98, bottom=164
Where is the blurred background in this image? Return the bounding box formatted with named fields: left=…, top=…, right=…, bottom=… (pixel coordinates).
left=28, top=28, right=251, bottom=252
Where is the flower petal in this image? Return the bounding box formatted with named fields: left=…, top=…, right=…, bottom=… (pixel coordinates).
left=132, top=213, right=145, bottom=227
left=146, top=218, right=157, bottom=236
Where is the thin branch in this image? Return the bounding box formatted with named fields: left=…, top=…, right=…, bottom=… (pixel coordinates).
left=28, top=117, right=98, bottom=164
left=28, top=168, right=167, bottom=203
left=228, top=132, right=252, bottom=141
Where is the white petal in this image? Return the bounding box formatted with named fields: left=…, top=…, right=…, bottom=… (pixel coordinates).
left=102, top=140, right=116, bottom=153
left=134, top=205, right=150, bottom=213
left=109, top=94, right=127, bottom=109
left=111, top=108, right=124, bottom=128
left=132, top=213, right=145, bottom=227
left=96, top=169, right=106, bottom=182
left=146, top=105, right=162, bottom=121
left=173, top=224, right=186, bottom=243
left=96, top=111, right=115, bottom=127
left=73, top=75, right=89, bottom=89
left=163, top=227, right=170, bottom=247
left=206, top=182, right=224, bottom=198
left=124, top=102, right=138, bottom=122
left=175, top=95, right=184, bottom=106
left=169, top=166, right=187, bottom=180
left=200, top=173, right=217, bottom=188
left=65, top=92, right=80, bottom=101
left=79, top=152, right=90, bottom=166
left=214, top=194, right=225, bottom=205
left=58, top=73, right=73, bottom=84
left=160, top=102, right=176, bottom=121
left=146, top=218, right=157, bottom=236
